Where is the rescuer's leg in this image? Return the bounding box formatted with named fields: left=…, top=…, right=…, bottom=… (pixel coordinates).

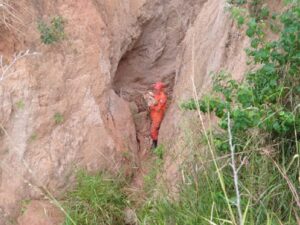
left=150, top=120, right=160, bottom=149
left=151, top=140, right=158, bottom=149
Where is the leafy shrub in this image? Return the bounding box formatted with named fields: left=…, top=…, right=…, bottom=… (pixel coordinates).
left=182, top=5, right=300, bottom=151
left=37, top=16, right=65, bottom=44
left=63, top=171, right=128, bottom=225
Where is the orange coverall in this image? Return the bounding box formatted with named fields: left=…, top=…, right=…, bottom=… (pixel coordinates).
left=150, top=91, right=167, bottom=141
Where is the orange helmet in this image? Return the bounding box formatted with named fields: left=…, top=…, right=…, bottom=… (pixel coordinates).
left=153, top=82, right=165, bottom=90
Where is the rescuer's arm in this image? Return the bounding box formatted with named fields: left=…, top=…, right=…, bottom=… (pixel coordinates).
left=149, top=102, right=158, bottom=111
left=144, top=92, right=157, bottom=108
left=150, top=95, right=166, bottom=111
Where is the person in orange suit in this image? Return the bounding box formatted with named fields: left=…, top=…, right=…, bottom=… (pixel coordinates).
left=149, top=82, right=167, bottom=149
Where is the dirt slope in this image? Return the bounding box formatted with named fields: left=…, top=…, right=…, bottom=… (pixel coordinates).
left=0, top=0, right=208, bottom=223
left=0, top=0, right=144, bottom=222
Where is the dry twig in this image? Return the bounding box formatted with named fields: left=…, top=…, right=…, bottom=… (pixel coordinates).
left=227, top=112, right=243, bottom=225
left=0, top=49, right=39, bottom=83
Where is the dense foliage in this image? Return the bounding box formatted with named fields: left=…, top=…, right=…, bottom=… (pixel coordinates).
left=182, top=6, right=300, bottom=143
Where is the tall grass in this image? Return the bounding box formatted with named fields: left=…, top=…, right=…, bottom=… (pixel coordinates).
left=139, top=163, right=232, bottom=225
left=137, top=131, right=299, bottom=225
left=62, top=171, right=129, bottom=225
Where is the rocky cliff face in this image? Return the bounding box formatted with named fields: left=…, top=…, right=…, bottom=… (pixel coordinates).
left=159, top=0, right=250, bottom=190
left=0, top=1, right=140, bottom=222
left=0, top=0, right=249, bottom=223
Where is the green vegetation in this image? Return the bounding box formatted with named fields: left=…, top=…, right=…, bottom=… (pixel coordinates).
left=37, top=16, right=65, bottom=44
left=54, top=112, right=64, bottom=124
left=16, top=100, right=25, bottom=110
left=29, top=133, right=37, bottom=142
left=20, top=199, right=31, bottom=214
left=139, top=163, right=231, bottom=225
left=228, top=0, right=272, bottom=19
left=143, top=158, right=163, bottom=196
left=153, top=144, right=164, bottom=159
left=63, top=171, right=128, bottom=225
left=141, top=145, right=165, bottom=196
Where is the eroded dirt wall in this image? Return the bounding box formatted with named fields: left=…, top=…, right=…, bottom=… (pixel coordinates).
left=159, top=0, right=250, bottom=191
left=112, top=0, right=206, bottom=166
left=0, top=0, right=206, bottom=223
left=0, top=0, right=146, bottom=223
